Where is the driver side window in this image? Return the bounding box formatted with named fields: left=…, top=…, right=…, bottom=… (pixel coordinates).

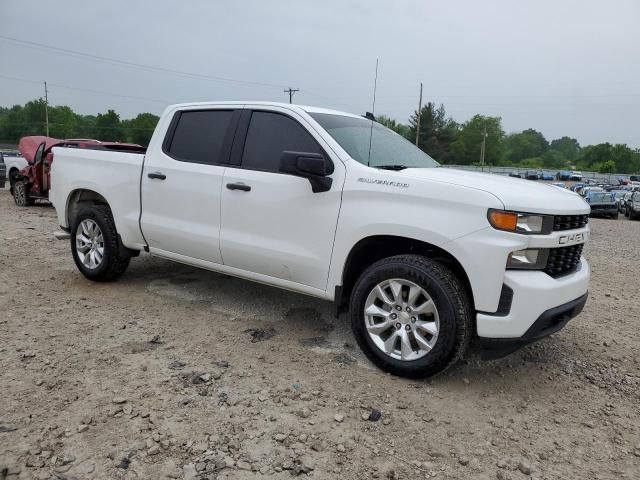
left=241, top=111, right=322, bottom=173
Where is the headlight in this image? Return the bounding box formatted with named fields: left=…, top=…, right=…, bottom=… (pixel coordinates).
left=507, top=249, right=549, bottom=269
left=488, top=209, right=550, bottom=234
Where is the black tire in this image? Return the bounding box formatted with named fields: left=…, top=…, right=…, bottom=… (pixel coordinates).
left=349, top=255, right=472, bottom=378
left=70, top=205, right=130, bottom=281
left=13, top=179, right=34, bottom=206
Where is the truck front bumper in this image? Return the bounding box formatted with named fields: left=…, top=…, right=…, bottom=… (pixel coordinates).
left=479, top=293, right=587, bottom=359
left=476, top=257, right=590, bottom=358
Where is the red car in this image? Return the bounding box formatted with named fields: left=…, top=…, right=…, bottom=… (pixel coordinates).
left=12, top=136, right=145, bottom=206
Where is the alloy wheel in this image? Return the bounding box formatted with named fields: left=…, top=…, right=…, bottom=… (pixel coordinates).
left=75, top=219, right=105, bottom=269
left=363, top=278, right=440, bottom=361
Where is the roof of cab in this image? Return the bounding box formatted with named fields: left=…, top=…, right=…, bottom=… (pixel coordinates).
left=164, top=101, right=362, bottom=119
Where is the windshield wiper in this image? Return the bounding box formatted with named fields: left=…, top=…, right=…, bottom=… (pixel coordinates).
left=374, top=164, right=409, bottom=171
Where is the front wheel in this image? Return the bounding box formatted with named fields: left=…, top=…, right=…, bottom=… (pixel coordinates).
left=13, top=180, right=34, bottom=206
left=71, top=205, right=130, bottom=281
left=349, top=255, right=472, bottom=378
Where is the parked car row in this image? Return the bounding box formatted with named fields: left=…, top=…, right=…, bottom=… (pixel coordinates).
left=508, top=170, right=556, bottom=180
left=560, top=180, right=640, bottom=220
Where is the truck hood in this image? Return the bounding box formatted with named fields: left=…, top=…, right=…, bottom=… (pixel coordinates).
left=401, top=167, right=590, bottom=215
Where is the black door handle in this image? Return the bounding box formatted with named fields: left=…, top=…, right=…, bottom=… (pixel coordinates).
left=226, top=182, right=251, bottom=192
left=148, top=172, right=166, bottom=180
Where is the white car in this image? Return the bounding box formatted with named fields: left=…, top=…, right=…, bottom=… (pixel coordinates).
left=1, top=151, right=28, bottom=188
left=49, top=102, right=591, bottom=378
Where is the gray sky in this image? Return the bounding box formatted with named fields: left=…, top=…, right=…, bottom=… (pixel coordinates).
left=1, top=0, right=638, bottom=147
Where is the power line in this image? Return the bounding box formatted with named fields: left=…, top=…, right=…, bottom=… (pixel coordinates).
left=0, top=74, right=169, bottom=104
left=0, top=35, right=289, bottom=90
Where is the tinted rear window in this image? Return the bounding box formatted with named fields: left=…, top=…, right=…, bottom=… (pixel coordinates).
left=167, top=110, right=234, bottom=164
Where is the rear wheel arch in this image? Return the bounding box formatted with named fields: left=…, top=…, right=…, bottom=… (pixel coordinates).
left=336, top=235, right=475, bottom=315
left=66, top=189, right=110, bottom=227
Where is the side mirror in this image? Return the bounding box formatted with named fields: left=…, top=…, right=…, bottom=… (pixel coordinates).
left=280, top=151, right=333, bottom=193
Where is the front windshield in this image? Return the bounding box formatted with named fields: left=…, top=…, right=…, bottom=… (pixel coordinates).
left=310, top=112, right=439, bottom=169
left=589, top=193, right=614, bottom=202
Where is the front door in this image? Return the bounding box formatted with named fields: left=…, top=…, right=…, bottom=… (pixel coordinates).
left=140, top=108, right=239, bottom=263
left=220, top=108, right=344, bottom=291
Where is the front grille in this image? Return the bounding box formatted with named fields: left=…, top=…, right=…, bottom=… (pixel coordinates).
left=553, top=214, right=589, bottom=231
left=545, top=244, right=584, bottom=277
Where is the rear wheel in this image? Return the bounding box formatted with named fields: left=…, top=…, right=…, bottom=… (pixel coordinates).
left=349, top=255, right=472, bottom=378
left=13, top=180, right=34, bottom=206
left=71, top=205, right=130, bottom=281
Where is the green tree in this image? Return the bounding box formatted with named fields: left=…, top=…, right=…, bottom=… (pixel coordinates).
left=48, top=105, right=76, bottom=139
left=375, top=114, right=410, bottom=139
left=550, top=136, right=581, bottom=163
left=505, top=128, right=548, bottom=163
left=454, top=115, right=505, bottom=166
left=73, top=114, right=97, bottom=139
left=598, top=159, right=616, bottom=173
left=0, top=100, right=48, bottom=142
left=540, top=150, right=568, bottom=169
left=125, top=112, right=159, bottom=146
left=407, top=102, right=459, bottom=164
left=94, top=109, right=124, bottom=141
left=575, top=143, right=640, bottom=174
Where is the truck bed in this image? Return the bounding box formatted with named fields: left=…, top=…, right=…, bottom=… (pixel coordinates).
left=50, top=146, right=147, bottom=250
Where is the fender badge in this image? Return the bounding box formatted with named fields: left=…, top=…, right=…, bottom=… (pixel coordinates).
left=358, top=177, right=409, bottom=188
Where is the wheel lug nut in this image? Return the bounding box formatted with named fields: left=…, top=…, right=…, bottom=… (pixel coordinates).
left=395, top=323, right=401, bottom=329
left=390, top=313, right=397, bottom=320
left=405, top=325, right=411, bottom=331
left=411, top=317, right=416, bottom=323
left=406, top=307, right=411, bottom=313
left=395, top=305, right=402, bottom=311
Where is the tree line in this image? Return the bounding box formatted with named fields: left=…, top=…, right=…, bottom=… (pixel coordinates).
left=378, top=102, right=640, bottom=174
left=1, top=98, right=638, bottom=174
left=0, top=99, right=159, bottom=147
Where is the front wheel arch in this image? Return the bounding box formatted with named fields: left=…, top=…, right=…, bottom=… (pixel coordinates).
left=336, top=235, right=474, bottom=316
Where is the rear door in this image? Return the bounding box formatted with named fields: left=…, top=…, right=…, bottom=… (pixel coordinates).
left=219, top=107, right=345, bottom=291
left=140, top=107, right=239, bottom=263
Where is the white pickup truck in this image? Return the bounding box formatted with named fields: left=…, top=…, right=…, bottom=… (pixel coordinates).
left=50, top=101, right=590, bottom=377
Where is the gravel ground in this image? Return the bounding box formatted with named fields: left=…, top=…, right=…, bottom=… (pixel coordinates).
left=0, top=188, right=638, bottom=480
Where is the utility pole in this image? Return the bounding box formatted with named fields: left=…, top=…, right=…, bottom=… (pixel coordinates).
left=415, top=82, right=423, bottom=146
left=44, top=81, right=49, bottom=137
left=283, top=87, right=299, bottom=104
left=480, top=125, right=488, bottom=171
